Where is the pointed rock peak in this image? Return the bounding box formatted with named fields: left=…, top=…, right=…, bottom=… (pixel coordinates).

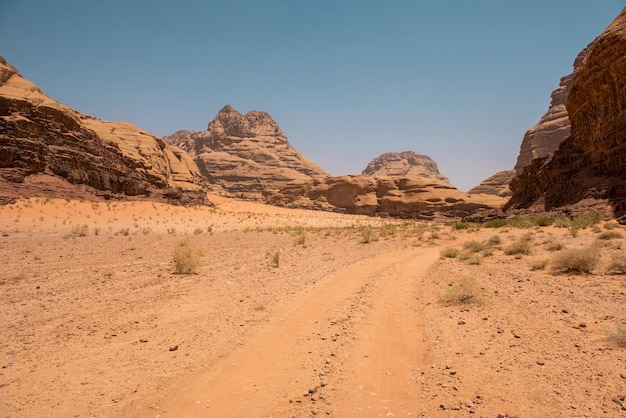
left=207, top=105, right=285, bottom=139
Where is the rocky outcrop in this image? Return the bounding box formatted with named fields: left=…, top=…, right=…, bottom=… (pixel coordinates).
left=513, top=48, right=591, bottom=173
left=268, top=175, right=506, bottom=220
left=0, top=57, right=209, bottom=204
left=468, top=170, right=515, bottom=197
left=165, top=105, right=327, bottom=200
left=506, top=8, right=626, bottom=221
left=362, top=151, right=450, bottom=183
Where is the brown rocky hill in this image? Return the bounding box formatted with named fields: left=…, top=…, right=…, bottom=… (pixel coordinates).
left=470, top=45, right=591, bottom=197
left=506, top=7, right=626, bottom=221
left=362, top=151, right=450, bottom=183
left=268, top=175, right=506, bottom=220
left=0, top=57, right=208, bottom=204
left=468, top=170, right=516, bottom=197
left=164, top=105, right=327, bottom=200
left=513, top=47, right=591, bottom=172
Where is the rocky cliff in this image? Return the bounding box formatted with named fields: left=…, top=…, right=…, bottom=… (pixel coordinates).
left=0, top=57, right=208, bottom=204
left=268, top=175, right=506, bottom=220
left=362, top=151, right=450, bottom=183
left=164, top=105, right=327, bottom=200
left=468, top=170, right=516, bottom=197
left=506, top=8, right=626, bottom=221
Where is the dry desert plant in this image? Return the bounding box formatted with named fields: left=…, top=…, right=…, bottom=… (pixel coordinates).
left=596, top=230, right=623, bottom=240
left=359, top=225, right=374, bottom=244
left=550, top=246, right=600, bottom=275
left=269, top=250, right=280, bottom=268
left=608, top=323, right=626, bottom=347
left=440, top=247, right=460, bottom=259
left=172, top=238, right=202, bottom=274
left=529, top=259, right=549, bottom=271
left=463, top=240, right=485, bottom=253
left=606, top=253, right=626, bottom=274
left=439, top=277, right=485, bottom=306
left=503, top=237, right=533, bottom=256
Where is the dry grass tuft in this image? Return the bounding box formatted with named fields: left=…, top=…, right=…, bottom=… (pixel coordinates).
left=606, top=253, right=626, bottom=275
left=172, top=239, right=203, bottom=274
left=550, top=246, right=600, bottom=275
left=439, top=277, right=485, bottom=306
left=440, top=247, right=460, bottom=259
left=608, top=323, right=626, bottom=347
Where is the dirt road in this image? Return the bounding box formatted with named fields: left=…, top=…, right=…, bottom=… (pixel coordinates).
left=128, top=248, right=439, bottom=417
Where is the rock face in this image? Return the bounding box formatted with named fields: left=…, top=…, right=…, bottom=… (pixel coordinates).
left=164, top=106, right=327, bottom=199
left=513, top=47, right=591, bottom=173
left=362, top=151, right=450, bottom=183
left=468, top=170, right=516, bottom=197
left=268, top=175, right=506, bottom=220
left=506, top=8, right=626, bottom=221
left=0, top=57, right=208, bottom=204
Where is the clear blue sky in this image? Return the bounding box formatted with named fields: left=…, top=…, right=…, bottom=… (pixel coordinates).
left=1, top=1, right=624, bottom=191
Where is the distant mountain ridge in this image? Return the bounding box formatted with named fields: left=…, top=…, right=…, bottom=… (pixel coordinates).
left=362, top=151, right=450, bottom=183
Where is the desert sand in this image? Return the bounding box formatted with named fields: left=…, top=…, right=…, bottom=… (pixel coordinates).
left=1, top=196, right=624, bottom=417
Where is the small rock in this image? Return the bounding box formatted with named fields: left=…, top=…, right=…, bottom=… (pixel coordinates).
left=169, top=345, right=178, bottom=352
left=449, top=370, right=458, bottom=376
left=139, top=339, right=148, bottom=343
left=536, top=359, right=545, bottom=366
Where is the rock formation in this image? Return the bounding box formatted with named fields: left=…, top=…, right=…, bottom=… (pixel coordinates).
left=268, top=175, right=506, bottom=220
left=506, top=7, right=626, bottom=221
left=513, top=48, right=591, bottom=173
left=468, top=170, right=516, bottom=197
left=362, top=151, right=450, bottom=183
left=0, top=57, right=208, bottom=204
left=164, top=105, right=327, bottom=200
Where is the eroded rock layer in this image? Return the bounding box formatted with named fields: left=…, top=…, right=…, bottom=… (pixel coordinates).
left=468, top=170, right=516, bottom=197
left=507, top=8, right=626, bottom=221
left=164, top=106, right=327, bottom=200
left=268, top=175, right=506, bottom=220
left=0, top=57, right=208, bottom=204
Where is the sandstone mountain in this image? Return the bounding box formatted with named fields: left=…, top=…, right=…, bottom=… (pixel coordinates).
left=468, top=170, right=516, bottom=197
left=506, top=7, right=626, bottom=222
left=0, top=57, right=208, bottom=204
left=164, top=106, right=327, bottom=200
left=362, top=151, right=450, bottom=183
left=470, top=45, right=591, bottom=197
left=513, top=47, right=591, bottom=172
left=268, top=175, right=506, bottom=220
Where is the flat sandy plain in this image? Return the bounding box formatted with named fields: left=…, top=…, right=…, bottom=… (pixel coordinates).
left=0, top=195, right=624, bottom=417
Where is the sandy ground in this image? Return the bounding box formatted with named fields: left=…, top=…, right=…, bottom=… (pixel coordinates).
left=0, top=196, right=625, bottom=417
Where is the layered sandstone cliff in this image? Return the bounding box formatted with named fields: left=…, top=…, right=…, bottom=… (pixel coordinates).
left=0, top=57, right=208, bottom=204
left=506, top=8, right=626, bottom=221
left=165, top=106, right=327, bottom=199
left=468, top=170, right=516, bottom=197
left=268, top=175, right=505, bottom=220
left=362, top=151, right=450, bottom=183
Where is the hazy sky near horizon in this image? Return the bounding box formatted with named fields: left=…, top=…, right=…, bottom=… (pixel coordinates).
left=1, top=1, right=624, bottom=191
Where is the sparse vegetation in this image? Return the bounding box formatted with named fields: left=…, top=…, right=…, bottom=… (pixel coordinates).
left=295, top=233, right=306, bottom=246
left=67, top=224, right=88, bottom=238
left=606, top=252, right=626, bottom=274
left=608, top=323, right=626, bottom=347
left=463, top=240, right=485, bottom=253
left=440, top=247, right=460, bottom=259
left=503, top=234, right=533, bottom=256
left=359, top=225, right=374, bottom=244
left=551, top=246, right=600, bottom=275
left=439, top=277, right=484, bottom=306
left=596, top=230, right=622, bottom=240
left=172, top=239, right=202, bottom=274
left=193, top=227, right=204, bottom=235
left=529, top=259, right=548, bottom=271
left=270, top=250, right=280, bottom=268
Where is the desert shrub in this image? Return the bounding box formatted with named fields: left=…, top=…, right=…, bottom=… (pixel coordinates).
left=572, top=212, right=603, bottom=229
left=269, top=250, right=280, bottom=268
left=464, top=254, right=482, bottom=265
left=451, top=222, right=473, bottom=230
left=608, top=323, right=626, bottom=347
left=606, top=253, right=626, bottom=274
left=551, top=246, right=600, bottom=275
left=504, top=236, right=532, bottom=256
left=440, top=247, right=460, bottom=258
left=69, top=224, right=88, bottom=237
left=596, top=231, right=623, bottom=240
left=439, top=278, right=484, bottom=306
left=295, top=233, right=306, bottom=246
left=463, top=240, right=485, bottom=253
left=487, top=235, right=502, bottom=246
left=172, top=239, right=202, bottom=274
left=544, top=239, right=564, bottom=251
left=482, top=218, right=508, bottom=228
left=119, top=228, right=130, bottom=236
left=360, top=226, right=374, bottom=244
left=532, top=216, right=555, bottom=227
left=529, top=259, right=548, bottom=271
left=193, top=227, right=204, bottom=235
left=603, top=222, right=618, bottom=230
